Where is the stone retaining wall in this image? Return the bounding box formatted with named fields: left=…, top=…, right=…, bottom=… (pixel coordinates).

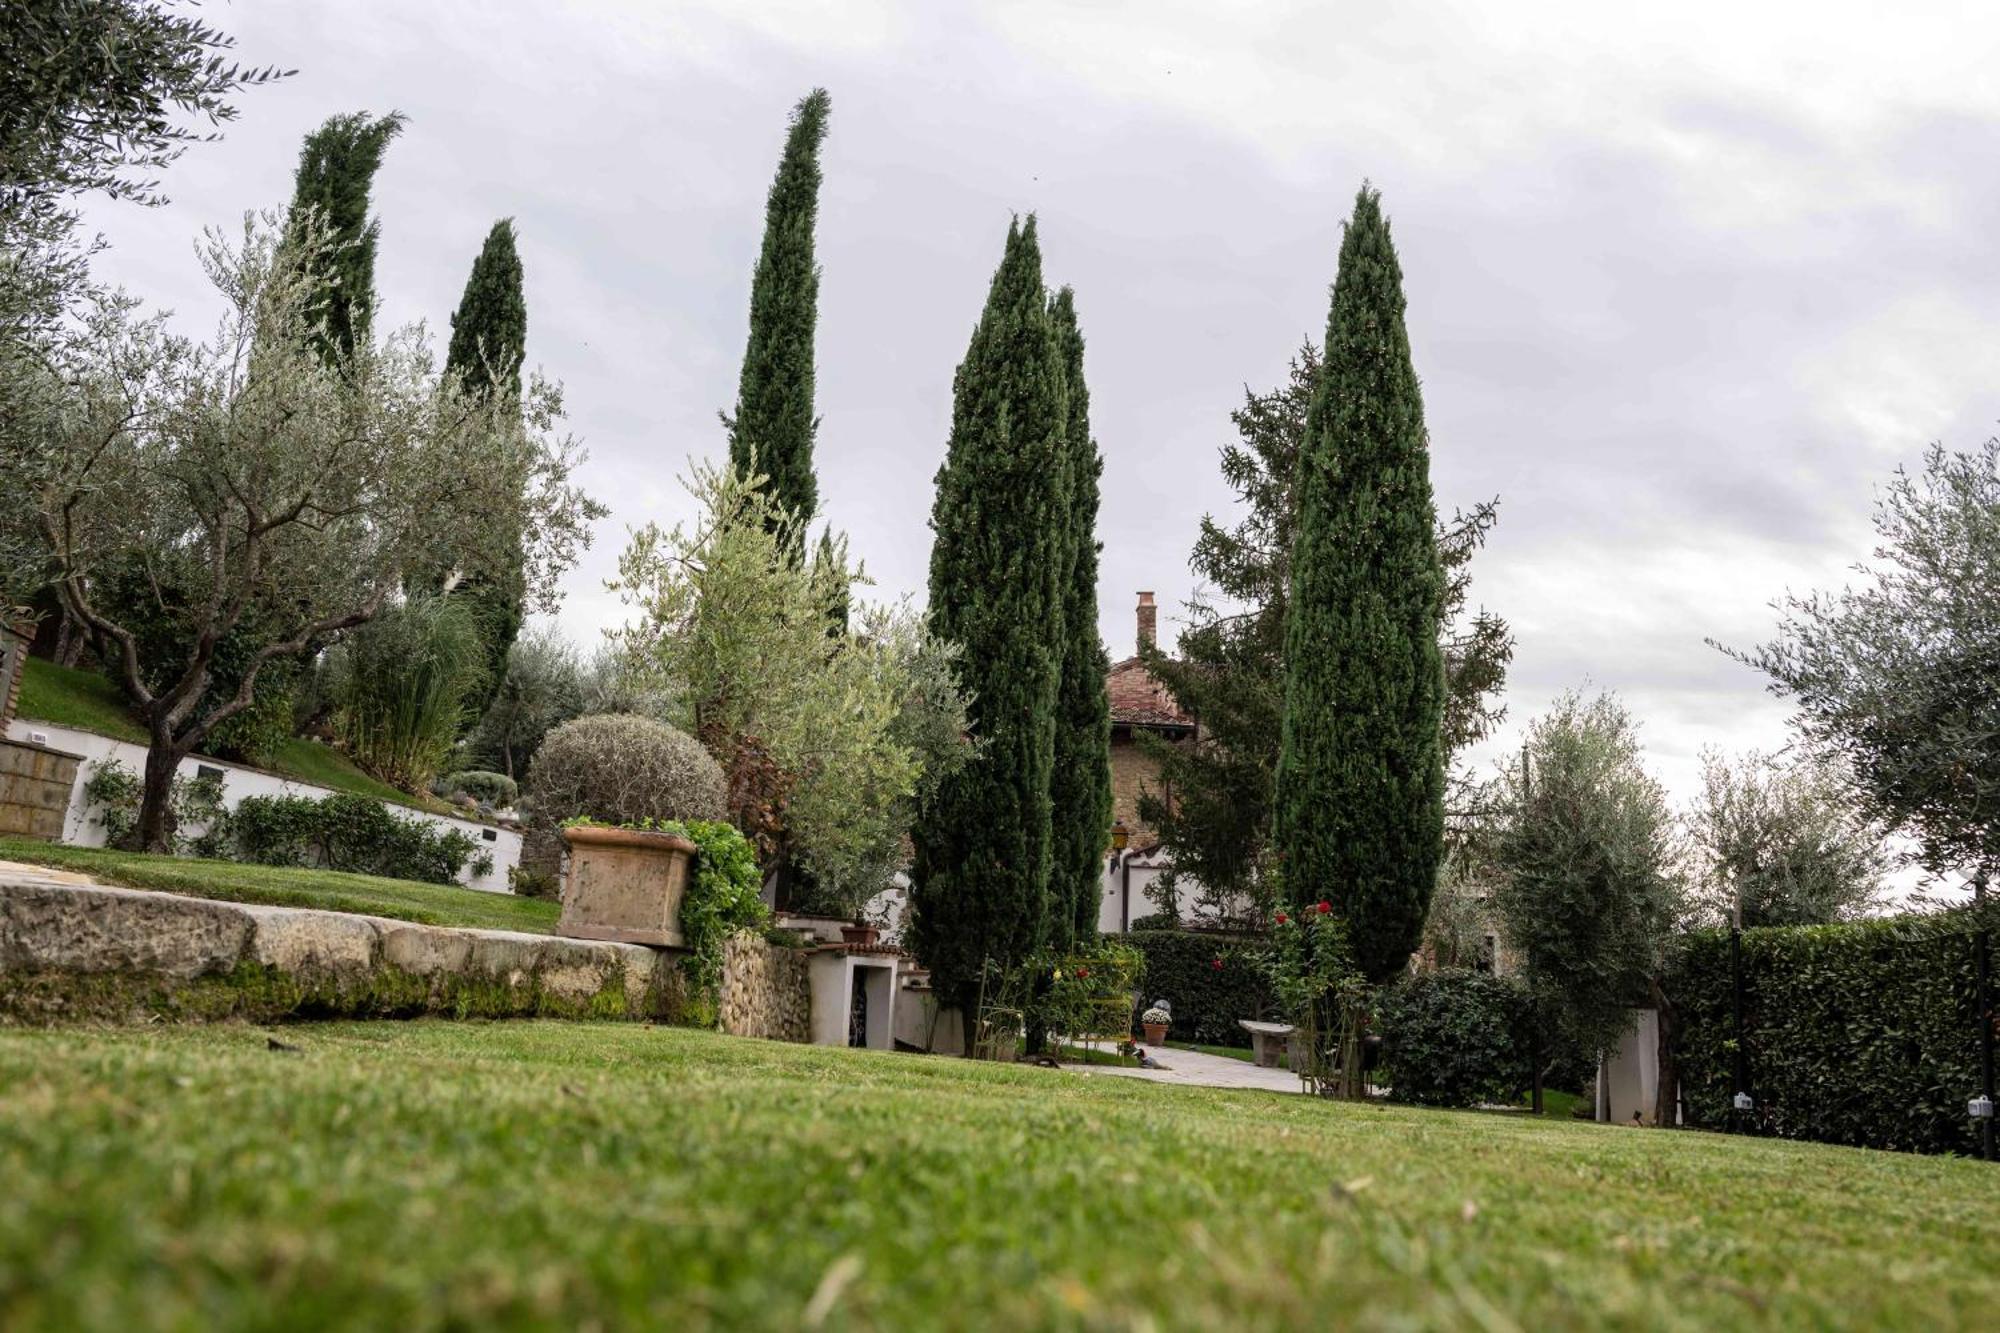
left=0, top=876, right=686, bottom=1025
left=718, top=931, right=811, bottom=1043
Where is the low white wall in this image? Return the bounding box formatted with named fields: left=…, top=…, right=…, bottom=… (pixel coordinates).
left=3, top=718, right=519, bottom=893
left=1597, top=1008, right=1663, bottom=1125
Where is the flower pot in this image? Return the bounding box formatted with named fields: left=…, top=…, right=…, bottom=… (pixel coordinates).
left=557, top=824, right=697, bottom=947
left=840, top=923, right=880, bottom=948
left=1142, top=1021, right=1168, bottom=1047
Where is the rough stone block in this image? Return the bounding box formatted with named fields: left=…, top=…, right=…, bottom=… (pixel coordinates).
left=0, top=881, right=249, bottom=980
left=377, top=921, right=472, bottom=976
left=241, top=904, right=380, bottom=976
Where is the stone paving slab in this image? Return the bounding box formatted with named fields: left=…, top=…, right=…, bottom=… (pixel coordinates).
left=1074, top=1041, right=1305, bottom=1095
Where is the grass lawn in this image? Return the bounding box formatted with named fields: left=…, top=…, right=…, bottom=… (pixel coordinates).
left=0, top=838, right=556, bottom=934
left=13, top=658, right=458, bottom=815
left=1, top=1023, right=1992, bottom=1330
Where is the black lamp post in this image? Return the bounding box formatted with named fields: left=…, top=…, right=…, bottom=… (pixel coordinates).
left=1973, top=870, right=1994, bottom=1163
left=1109, top=820, right=1132, bottom=933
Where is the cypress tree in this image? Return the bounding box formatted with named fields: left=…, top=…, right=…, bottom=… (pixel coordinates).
left=1274, top=185, right=1446, bottom=983
left=446, top=219, right=527, bottom=401
left=441, top=219, right=529, bottom=713
left=911, top=217, right=1069, bottom=1043
left=1046, top=286, right=1112, bottom=949
left=285, top=110, right=404, bottom=365
left=727, top=88, right=830, bottom=527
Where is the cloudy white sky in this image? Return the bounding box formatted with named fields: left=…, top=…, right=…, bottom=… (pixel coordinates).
left=75, top=0, right=2000, bottom=802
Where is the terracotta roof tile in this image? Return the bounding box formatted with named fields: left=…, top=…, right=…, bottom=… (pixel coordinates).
left=1106, top=657, right=1191, bottom=729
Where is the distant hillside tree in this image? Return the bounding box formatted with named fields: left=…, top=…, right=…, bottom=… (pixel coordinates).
left=911, top=217, right=1070, bottom=1044
left=1687, top=749, right=1889, bottom=926
left=1273, top=186, right=1446, bottom=982
left=726, top=88, right=830, bottom=530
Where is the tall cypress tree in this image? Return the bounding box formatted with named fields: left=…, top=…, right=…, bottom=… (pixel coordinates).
left=727, top=88, right=830, bottom=526
left=911, top=217, right=1069, bottom=1043
left=285, top=110, right=404, bottom=365
left=441, top=219, right=529, bottom=713
left=1274, top=185, right=1446, bottom=983
left=1046, top=286, right=1112, bottom=949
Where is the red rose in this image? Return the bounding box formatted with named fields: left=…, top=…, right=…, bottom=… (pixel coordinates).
left=1275, top=913, right=1288, bottom=925
left=1212, top=958, right=1224, bottom=970
left=1077, top=967, right=1089, bottom=978
left=1316, top=900, right=1332, bottom=914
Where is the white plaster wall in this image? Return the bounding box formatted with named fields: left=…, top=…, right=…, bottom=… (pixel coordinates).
left=1100, top=853, right=1172, bottom=933
left=807, top=951, right=899, bottom=1049
left=1598, top=1008, right=1662, bottom=1125
left=3, top=718, right=520, bottom=892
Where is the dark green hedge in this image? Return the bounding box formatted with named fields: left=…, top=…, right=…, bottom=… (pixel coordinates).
left=1124, top=929, right=1272, bottom=1047
left=1376, top=969, right=1531, bottom=1108
left=1671, top=909, right=1995, bottom=1156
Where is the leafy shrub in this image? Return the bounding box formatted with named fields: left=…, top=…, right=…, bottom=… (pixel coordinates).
left=527, top=713, right=726, bottom=828
left=566, top=816, right=766, bottom=1023
left=1128, top=912, right=1178, bottom=932
left=1670, top=910, right=1997, bottom=1156
left=1375, top=969, right=1531, bottom=1108
left=81, top=758, right=232, bottom=856
left=329, top=596, right=488, bottom=791
left=508, top=865, right=559, bottom=900
left=1123, top=929, right=1273, bottom=1048
left=438, top=770, right=518, bottom=807
left=233, top=792, right=478, bottom=884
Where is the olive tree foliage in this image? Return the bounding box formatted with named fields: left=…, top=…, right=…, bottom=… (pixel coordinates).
left=1491, top=692, right=1686, bottom=1060
left=1723, top=441, right=2000, bottom=884
left=463, top=625, right=586, bottom=780
left=1686, top=748, right=1889, bottom=927
left=2, top=215, right=602, bottom=850
left=611, top=462, right=973, bottom=916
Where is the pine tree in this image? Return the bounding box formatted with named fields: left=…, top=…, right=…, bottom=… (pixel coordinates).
left=285, top=110, right=404, bottom=365
left=727, top=88, right=830, bottom=527
left=1046, top=286, right=1112, bottom=949
left=441, top=219, right=529, bottom=713
left=911, top=217, right=1070, bottom=1042
left=1274, top=186, right=1446, bottom=983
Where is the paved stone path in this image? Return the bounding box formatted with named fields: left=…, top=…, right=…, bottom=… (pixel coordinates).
left=1074, top=1042, right=1304, bottom=1095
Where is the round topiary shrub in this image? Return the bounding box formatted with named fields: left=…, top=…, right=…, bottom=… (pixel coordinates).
left=526, top=713, right=726, bottom=829
left=438, top=770, right=519, bottom=808
left=1374, top=969, right=1531, bottom=1108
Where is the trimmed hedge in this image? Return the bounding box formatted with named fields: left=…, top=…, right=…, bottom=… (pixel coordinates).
left=1671, top=909, right=1996, bottom=1156
left=1123, top=929, right=1272, bottom=1048
left=1376, top=969, right=1531, bottom=1108
left=233, top=793, right=478, bottom=886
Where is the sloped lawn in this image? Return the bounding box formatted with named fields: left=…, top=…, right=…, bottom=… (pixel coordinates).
left=0, top=1021, right=1993, bottom=1330
left=14, top=658, right=459, bottom=815
left=0, top=838, right=556, bottom=934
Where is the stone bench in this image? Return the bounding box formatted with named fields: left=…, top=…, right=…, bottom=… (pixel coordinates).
left=1238, top=1018, right=1297, bottom=1068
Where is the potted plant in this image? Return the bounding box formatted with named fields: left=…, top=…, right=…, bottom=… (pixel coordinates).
left=1141, top=999, right=1172, bottom=1047
left=840, top=920, right=880, bottom=948
left=557, top=819, right=699, bottom=947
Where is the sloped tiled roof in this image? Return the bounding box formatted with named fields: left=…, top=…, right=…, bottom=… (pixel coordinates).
left=1106, top=656, right=1192, bottom=730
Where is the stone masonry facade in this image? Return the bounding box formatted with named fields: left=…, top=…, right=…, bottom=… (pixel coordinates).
left=718, top=931, right=811, bottom=1043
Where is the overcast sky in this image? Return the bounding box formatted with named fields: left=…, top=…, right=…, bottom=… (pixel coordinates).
left=75, top=0, right=2000, bottom=802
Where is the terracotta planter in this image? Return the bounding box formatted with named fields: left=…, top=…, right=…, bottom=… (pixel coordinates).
left=840, top=923, right=880, bottom=948
left=1142, top=1021, right=1168, bottom=1047
left=557, top=824, right=697, bottom=947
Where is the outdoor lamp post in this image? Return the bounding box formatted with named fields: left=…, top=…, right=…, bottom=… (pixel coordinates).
left=1730, top=886, right=1753, bottom=1134
left=1973, top=870, right=1995, bottom=1163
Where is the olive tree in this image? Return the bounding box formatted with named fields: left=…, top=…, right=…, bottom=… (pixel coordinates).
left=1687, top=748, right=1889, bottom=926
left=611, top=462, right=972, bottom=916
left=1724, top=441, right=2000, bottom=884
left=6, top=215, right=601, bottom=850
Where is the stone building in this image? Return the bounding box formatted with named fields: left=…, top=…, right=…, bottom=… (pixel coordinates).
left=1098, top=592, right=1196, bottom=932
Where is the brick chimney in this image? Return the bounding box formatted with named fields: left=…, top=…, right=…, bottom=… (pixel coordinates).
left=1136, top=591, right=1157, bottom=653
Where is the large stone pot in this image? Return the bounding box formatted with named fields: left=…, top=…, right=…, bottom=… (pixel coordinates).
left=557, top=824, right=697, bottom=947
